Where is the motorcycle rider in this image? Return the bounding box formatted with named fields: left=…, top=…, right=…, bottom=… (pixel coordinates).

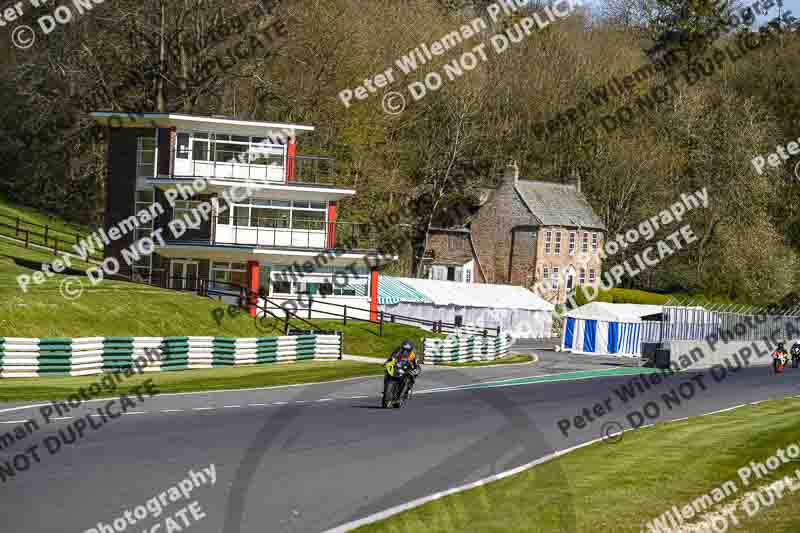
left=792, top=340, right=800, bottom=368
left=773, top=341, right=788, bottom=373
left=384, top=340, right=420, bottom=402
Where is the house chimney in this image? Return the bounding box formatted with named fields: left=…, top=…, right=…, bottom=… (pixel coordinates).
left=505, top=161, right=520, bottom=183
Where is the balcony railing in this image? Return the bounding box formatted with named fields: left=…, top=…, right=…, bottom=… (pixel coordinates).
left=164, top=149, right=337, bottom=186
left=163, top=216, right=382, bottom=251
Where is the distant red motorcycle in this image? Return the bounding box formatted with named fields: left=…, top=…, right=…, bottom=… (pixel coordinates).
left=773, top=348, right=788, bottom=374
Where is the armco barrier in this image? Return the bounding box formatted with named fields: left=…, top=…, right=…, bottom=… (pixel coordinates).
left=0, top=334, right=342, bottom=378
left=422, top=334, right=512, bottom=365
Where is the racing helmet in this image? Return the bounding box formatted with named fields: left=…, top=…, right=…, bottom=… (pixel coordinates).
left=401, top=340, right=414, bottom=353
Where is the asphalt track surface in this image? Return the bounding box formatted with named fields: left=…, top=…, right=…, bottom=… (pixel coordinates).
left=0, top=344, right=798, bottom=533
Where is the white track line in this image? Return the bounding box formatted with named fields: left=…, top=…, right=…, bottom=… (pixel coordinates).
left=0, top=420, right=29, bottom=424
left=706, top=406, right=743, bottom=415
left=322, top=400, right=760, bottom=533
left=222, top=405, right=242, bottom=409
left=192, top=407, right=215, bottom=411
left=0, top=375, right=379, bottom=418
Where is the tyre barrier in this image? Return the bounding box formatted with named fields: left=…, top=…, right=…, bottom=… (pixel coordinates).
left=422, top=334, right=512, bottom=365
left=0, top=334, right=342, bottom=378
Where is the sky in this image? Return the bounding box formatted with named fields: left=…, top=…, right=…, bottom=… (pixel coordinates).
left=755, top=0, right=798, bottom=23
left=584, top=0, right=800, bottom=23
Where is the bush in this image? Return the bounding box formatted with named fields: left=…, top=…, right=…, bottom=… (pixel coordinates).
left=571, top=287, right=671, bottom=307
left=569, top=287, right=742, bottom=308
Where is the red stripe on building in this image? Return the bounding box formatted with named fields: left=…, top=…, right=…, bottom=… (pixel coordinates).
left=369, top=269, right=379, bottom=321
left=247, top=261, right=260, bottom=317
left=327, top=201, right=337, bottom=248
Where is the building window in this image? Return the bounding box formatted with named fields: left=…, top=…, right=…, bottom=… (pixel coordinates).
left=552, top=267, right=559, bottom=290
left=544, top=231, right=552, bottom=255
left=568, top=232, right=576, bottom=255
left=542, top=266, right=550, bottom=289
left=579, top=268, right=586, bottom=285
left=173, top=200, right=203, bottom=224
left=582, top=232, right=589, bottom=254
left=131, top=188, right=156, bottom=283
left=136, top=136, right=156, bottom=178
left=224, top=198, right=326, bottom=230
left=592, top=232, right=599, bottom=255
left=176, top=133, right=190, bottom=160
left=554, top=231, right=561, bottom=255
left=589, top=269, right=596, bottom=284
left=465, top=269, right=472, bottom=283
left=186, top=132, right=285, bottom=166
left=448, top=234, right=464, bottom=251
left=211, top=262, right=247, bottom=292
left=271, top=265, right=368, bottom=297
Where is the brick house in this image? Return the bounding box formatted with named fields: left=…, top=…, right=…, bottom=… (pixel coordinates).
left=422, top=163, right=605, bottom=304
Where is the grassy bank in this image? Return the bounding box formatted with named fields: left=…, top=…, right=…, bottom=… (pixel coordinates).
left=359, top=397, right=800, bottom=532
left=0, top=239, right=441, bottom=357
left=571, top=287, right=741, bottom=307
left=0, top=360, right=383, bottom=403
left=0, top=193, right=93, bottom=250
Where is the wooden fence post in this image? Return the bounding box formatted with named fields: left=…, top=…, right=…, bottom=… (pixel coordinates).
left=43, top=225, right=49, bottom=247
left=379, top=311, right=384, bottom=337
left=343, top=305, right=347, bottom=326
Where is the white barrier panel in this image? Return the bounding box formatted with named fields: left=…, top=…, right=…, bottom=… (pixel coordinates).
left=0, top=334, right=342, bottom=378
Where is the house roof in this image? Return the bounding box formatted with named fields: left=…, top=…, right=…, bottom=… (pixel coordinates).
left=381, top=276, right=555, bottom=311
left=90, top=112, right=314, bottom=137
left=377, top=277, right=432, bottom=305
left=566, top=302, right=663, bottom=322
left=514, top=180, right=605, bottom=230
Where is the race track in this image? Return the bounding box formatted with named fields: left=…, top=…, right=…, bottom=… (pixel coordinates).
left=0, top=347, right=797, bottom=533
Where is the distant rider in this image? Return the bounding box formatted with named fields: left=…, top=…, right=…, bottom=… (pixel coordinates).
left=791, top=341, right=800, bottom=368
left=773, top=342, right=788, bottom=373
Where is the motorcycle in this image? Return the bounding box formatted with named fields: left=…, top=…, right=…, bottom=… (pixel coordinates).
left=773, top=349, right=788, bottom=374
left=382, top=358, right=418, bottom=409
left=791, top=343, right=800, bottom=369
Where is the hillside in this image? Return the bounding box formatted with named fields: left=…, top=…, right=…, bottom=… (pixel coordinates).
left=0, top=237, right=436, bottom=357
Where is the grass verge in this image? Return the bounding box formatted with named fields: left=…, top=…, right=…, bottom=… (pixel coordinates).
left=357, top=397, right=800, bottom=533
left=0, top=360, right=383, bottom=403
left=434, top=354, right=532, bottom=367
left=0, top=239, right=442, bottom=356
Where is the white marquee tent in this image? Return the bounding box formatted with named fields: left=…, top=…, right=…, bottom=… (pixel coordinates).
left=561, top=302, right=663, bottom=357
left=378, top=276, right=555, bottom=338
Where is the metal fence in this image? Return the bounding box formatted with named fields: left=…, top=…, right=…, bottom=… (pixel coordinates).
left=646, top=305, right=800, bottom=343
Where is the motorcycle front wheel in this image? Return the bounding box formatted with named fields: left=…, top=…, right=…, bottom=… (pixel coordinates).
left=386, top=380, right=402, bottom=408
